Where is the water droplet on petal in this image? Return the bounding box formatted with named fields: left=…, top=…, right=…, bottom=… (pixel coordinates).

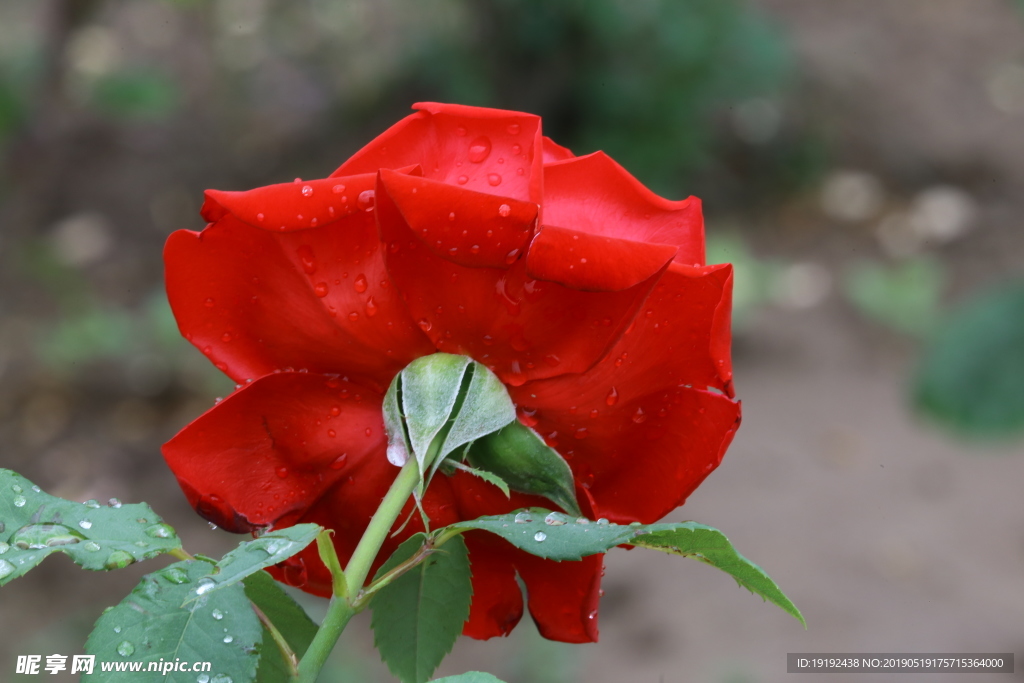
left=365, top=297, right=378, bottom=317
left=574, top=427, right=588, bottom=440
left=353, top=274, right=368, bottom=293
left=314, top=282, right=329, bottom=297
left=505, top=248, right=520, bottom=265
left=507, top=123, right=521, bottom=135
left=487, top=173, right=502, bottom=186
left=357, top=190, right=375, bottom=211
left=301, top=185, right=313, bottom=197
left=204, top=298, right=215, bottom=308
left=332, top=184, right=345, bottom=194
left=468, top=136, right=492, bottom=163
left=330, top=453, right=348, bottom=469
left=632, top=407, right=647, bottom=424
left=457, top=175, right=468, bottom=185
left=498, top=203, right=511, bottom=217
left=533, top=531, right=547, bottom=542
left=256, top=212, right=265, bottom=222
left=605, top=387, right=619, bottom=406
left=117, top=640, right=135, bottom=657
left=275, top=466, right=289, bottom=479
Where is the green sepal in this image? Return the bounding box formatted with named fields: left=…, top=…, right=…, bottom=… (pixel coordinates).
left=0, top=469, right=181, bottom=586
left=467, top=421, right=581, bottom=517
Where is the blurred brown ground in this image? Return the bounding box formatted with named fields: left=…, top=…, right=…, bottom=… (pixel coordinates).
left=1, top=1, right=1023, bottom=682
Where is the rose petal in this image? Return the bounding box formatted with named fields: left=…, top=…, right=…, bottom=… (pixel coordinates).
left=165, top=213, right=434, bottom=388
left=333, top=102, right=543, bottom=204
left=543, top=151, right=704, bottom=265
left=526, top=224, right=677, bottom=292
left=376, top=169, right=537, bottom=269
left=375, top=176, right=664, bottom=386
left=161, top=372, right=388, bottom=532
left=461, top=533, right=525, bottom=639
left=516, top=550, right=603, bottom=643
left=542, top=136, right=575, bottom=163
left=509, top=263, right=739, bottom=522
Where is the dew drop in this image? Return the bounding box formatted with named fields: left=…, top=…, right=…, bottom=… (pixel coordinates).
left=301, top=185, right=313, bottom=197
left=574, top=427, right=588, bottom=440
left=313, top=282, right=329, bottom=297
left=533, top=531, right=547, bottom=542
left=468, top=136, right=492, bottom=163
left=105, top=550, right=135, bottom=569
left=275, top=466, right=289, bottom=479
left=457, top=175, right=468, bottom=185
left=197, top=675, right=211, bottom=683
left=605, top=387, right=619, bottom=406
left=221, top=332, right=232, bottom=342
left=507, top=123, right=521, bottom=135
left=204, top=298, right=215, bottom=308
left=504, top=248, right=520, bottom=265
left=487, top=173, right=502, bottom=186
left=78, top=519, right=93, bottom=530
left=146, top=523, right=175, bottom=539
left=327, top=429, right=336, bottom=438
left=357, top=190, right=375, bottom=211
left=632, top=407, right=647, bottom=424
left=0, top=559, right=14, bottom=580
left=348, top=311, right=359, bottom=321
left=365, top=297, right=378, bottom=317
left=211, top=674, right=233, bottom=683
left=211, top=608, right=224, bottom=620
left=116, top=640, right=135, bottom=658
left=13, top=496, right=25, bottom=508
left=108, top=498, right=122, bottom=508
left=544, top=512, right=567, bottom=526
left=0, top=541, right=9, bottom=554
left=575, top=517, right=590, bottom=525
left=195, top=578, right=216, bottom=595
left=223, top=635, right=234, bottom=643
left=256, top=212, right=265, bottom=222
left=498, top=203, right=511, bottom=217
left=332, top=184, right=345, bottom=194
left=514, top=512, right=533, bottom=524
left=163, top=566, right=190, bottom=584
left=596, top=518, right=610, bottom=526
left=330, top=453, right=348, bottom=470
left=417, top=319, right=432, bottom=332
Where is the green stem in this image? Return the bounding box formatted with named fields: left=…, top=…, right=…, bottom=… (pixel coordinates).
left=295, top=458, right=421, bottom=683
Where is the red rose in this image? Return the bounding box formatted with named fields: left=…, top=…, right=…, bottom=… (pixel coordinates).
left=162, top=102, right=740, bottom=643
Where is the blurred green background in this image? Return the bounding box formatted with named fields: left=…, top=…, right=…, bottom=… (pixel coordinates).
left=1, top=1, right=1023, bottom=682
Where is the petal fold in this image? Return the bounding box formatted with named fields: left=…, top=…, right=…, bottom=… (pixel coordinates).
left=526, top=224, right=676, bottom=292
left=543, top=151, right=704, bottom=265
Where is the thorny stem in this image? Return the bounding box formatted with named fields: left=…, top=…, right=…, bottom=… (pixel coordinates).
left=295, top=458, right=421, bottom=683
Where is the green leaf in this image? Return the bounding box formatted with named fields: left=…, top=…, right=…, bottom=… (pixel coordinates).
left=451, top=462, right=511, bottom=499
left=467, top=421, right=580, bottom=517
left=183, top=524, right=321, bottom=602
left=451, top=509, right=804, bottom=627
left=371, top=533, right=473, bottom=683
left=243, top=570, right=318, bottom=683
left=85, top=559, right=262, bottom=682
left=0, top=469, right=181, bottom=586
left=432, top=674, right=508, bottom=683
left=914, top=280, right=1024, bottom=437
left=440, top=361, right=516, bottom=457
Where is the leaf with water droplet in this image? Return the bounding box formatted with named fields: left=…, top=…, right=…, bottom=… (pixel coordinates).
left=371, top=533, right=473, bottom=683
left=182, top=524, right=320, bottom=603
left=86, top=559, right=262, bottom=682
left=0, top=469, right=182, bottom=586
left=449, top=509, right=804, bottom=627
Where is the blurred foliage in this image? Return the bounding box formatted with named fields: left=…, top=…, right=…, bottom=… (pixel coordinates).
left=402, top=0, right=794, bottom=196
left=913, top=280, right=1024, bottom=439
left=90, top=68, right=178, bottom=120
left=842, top=258, right=945, bottom=339
left=706, top=233, right=783, bottom=327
